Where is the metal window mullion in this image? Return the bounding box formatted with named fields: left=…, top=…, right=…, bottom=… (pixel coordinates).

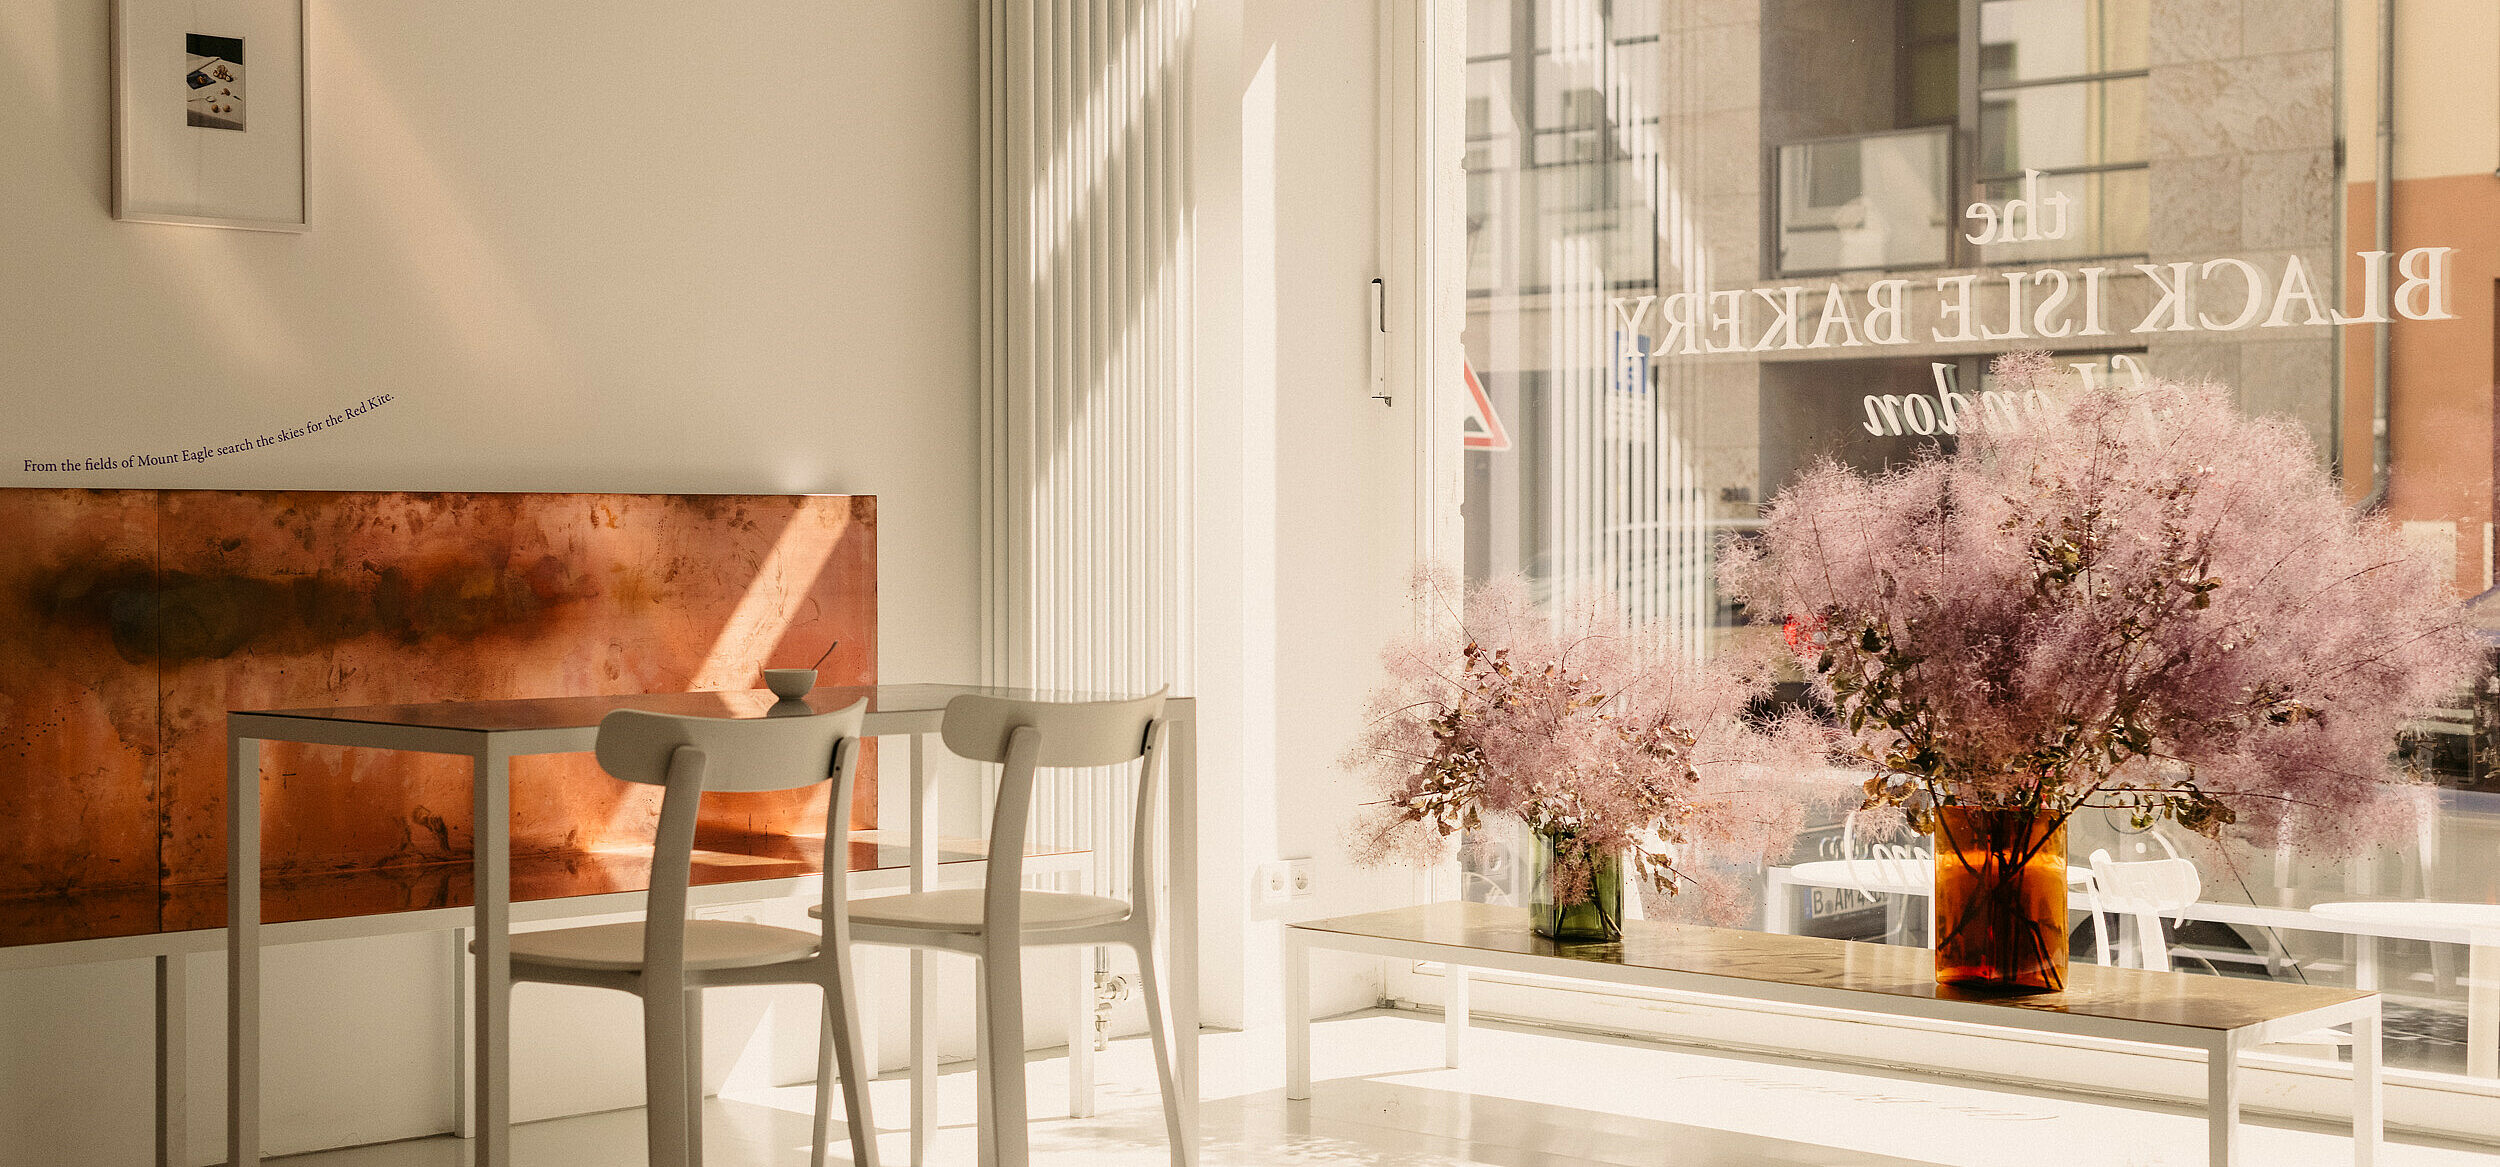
left=1976, top=67, right=2150, bottom=94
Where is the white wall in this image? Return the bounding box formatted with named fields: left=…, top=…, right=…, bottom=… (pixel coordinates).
left=0, top=0, right=1435, bottom=1158
left=0, top=2, right=980, bottom=1163
left=1190, top=0, right=1425, bottom=1036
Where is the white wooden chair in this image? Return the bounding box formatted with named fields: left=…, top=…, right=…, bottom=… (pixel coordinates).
left=814, top=691, right=1191, bottom=1167
left=1840, top=810, right=1933, bottom=946
left=489, top=701, right=881, bottom=1167
left=2086, top=843, right=2202, bottom=972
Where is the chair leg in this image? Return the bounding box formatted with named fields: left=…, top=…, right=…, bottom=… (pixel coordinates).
left=1131, top=936, right=1196, bottom=1167
left=973, top=964, right=996, bottom=1167
left=825, top=948, right=883, bottom=1167
left=1068, top=946, right=1095, bottom=1119
left=685, top=988, right=706, bottom=1167
left=813, top=999, right=836, bottom=1167
left=981, top=943, right=1029, bottom=1167
left=645, top=988, right=691, bottom=1167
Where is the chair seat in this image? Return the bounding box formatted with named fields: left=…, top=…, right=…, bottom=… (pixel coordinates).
left=495, top=919, right=820, bottom=973
left=822, top=888, right=1133, bottom=934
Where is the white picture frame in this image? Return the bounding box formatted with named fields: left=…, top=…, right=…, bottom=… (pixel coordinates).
left=112, top=0, right=308, bottom=232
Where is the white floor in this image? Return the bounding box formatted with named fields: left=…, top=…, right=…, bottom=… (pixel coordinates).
left=273, top=1011, right=2500, bottom=1167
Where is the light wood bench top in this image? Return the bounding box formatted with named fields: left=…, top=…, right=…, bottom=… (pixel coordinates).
left=1294, top=900, right=2371, bottom=1034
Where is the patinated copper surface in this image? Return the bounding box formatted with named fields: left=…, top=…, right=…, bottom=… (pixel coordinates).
left=1298, top=901, right=2372, bottom=1032
left=153, top=835, right=997, bottom=934
left=0, top=489, right=876, bottom=947
left=0, top=490, right=163, bottom=911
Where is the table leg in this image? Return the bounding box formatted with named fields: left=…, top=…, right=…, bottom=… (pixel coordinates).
left=1283, top=929, right=1310, bottom=1100
left=908, top=732, right=935, bottom=1166
left=2468, top=943, right=2498, bottom=1078
left=1168, top=713, right=1199, bottom=1113
left=452, top=927, right=476, bottom=1139
left=2208, top=1035, right=2242, bottom=1167
left=1764, top=870, right=1794, bottom=936
left=474, top=745, right=513, bottom=1167
left=1444, top=965, right=1469, bottom=1068
left=227, top=731, right=261, bottom=1167
left=2352, top=1005, right=2382, bottom=1167
left=157, top=952, right=187, bottom=1167
left=856, top=962, right=882, bottom=1089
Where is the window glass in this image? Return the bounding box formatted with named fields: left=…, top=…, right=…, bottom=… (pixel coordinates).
left=1977, top=77, right=2147, bottom=174
left=1972, top=165, right=2148, bottom=261
left=1776, top=129, right=1954, bottom=273
left=1453, top=0, right=2500, bottom=1085
left=1468, top=0, right=1514, bottom=57
left=1978, top=0, right=2150, bottom=84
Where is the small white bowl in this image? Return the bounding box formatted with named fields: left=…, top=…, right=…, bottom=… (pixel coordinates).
left=762, top=668, right=817, bottom=700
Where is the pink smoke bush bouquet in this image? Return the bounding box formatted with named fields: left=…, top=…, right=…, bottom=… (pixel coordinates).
left=1348, top=570, right=1829, bottom=921
left=1718, top=352, right=2481, bottom=851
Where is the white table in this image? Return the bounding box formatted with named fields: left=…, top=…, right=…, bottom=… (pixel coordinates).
left=1763, top=859, right=2095, bottom=934
left=2313, top=901, right=2500, bottom=1078
left=226, top=684, right=1198, bottom=1167
left=1286, top=902, right=2383, bottom=1167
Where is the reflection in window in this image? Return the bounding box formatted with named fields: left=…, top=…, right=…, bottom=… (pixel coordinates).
left=1974, top=0, right=2149, bottom=262
left=1777, top=129, right=1953, bottom=274
left=1453, top=0, right=2497, bottom=1084
left=1464, top=0, right=1659, bottom=296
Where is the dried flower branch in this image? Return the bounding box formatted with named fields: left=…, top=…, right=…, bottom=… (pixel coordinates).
left=1719, top=353, right=2481, bottom=855
left=1347, top=568, right=1832, bottom=921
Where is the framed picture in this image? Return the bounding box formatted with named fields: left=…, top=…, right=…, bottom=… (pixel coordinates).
left=112, top=0, right=307, bottom=232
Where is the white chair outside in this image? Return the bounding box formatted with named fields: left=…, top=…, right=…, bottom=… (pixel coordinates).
left=814, top=690, right=1192, bottom=1167
left=1839, top=810, right=1932, bottom=946
left=488, top=701, right=881, bottom=1167
left=2086, top=843, right=2202, bottom=972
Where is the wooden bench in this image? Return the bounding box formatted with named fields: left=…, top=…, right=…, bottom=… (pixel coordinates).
left=1284, top=901, right=2382, bottom=1167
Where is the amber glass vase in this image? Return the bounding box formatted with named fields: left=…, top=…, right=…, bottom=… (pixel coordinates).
left=1528, top=829, right=1625, bottom=942
left=1931, top=805, right=2068, bottom=993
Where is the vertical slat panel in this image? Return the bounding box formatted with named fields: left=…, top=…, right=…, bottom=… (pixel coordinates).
left=984, top=0, right=1192, bottom=899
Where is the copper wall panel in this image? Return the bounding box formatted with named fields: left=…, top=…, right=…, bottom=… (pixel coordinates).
left=1, top=489, right=876, bottom=946
left=0, top=490, right=164, bottom=907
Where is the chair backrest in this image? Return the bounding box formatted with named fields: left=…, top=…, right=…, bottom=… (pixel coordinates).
left=592, top=700, right=869, bottom=975
left=2086, top=846, right=2201, bottom=972
left=945, top=690, right=1168, bottom=932
left=942, top=691, right=1167, bottom=768
left=596, top=701, right=866, bottom=793
left=1840, top=809, right=1932, bottom=894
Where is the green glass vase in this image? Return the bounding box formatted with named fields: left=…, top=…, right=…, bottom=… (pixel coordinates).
left=1528, top=829, right=1625, bottom=942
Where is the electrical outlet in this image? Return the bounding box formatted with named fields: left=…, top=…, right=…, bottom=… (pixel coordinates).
left=1257, top=861, right=1291, bottom=905
left=1286, top=858, right=1315, bottom=899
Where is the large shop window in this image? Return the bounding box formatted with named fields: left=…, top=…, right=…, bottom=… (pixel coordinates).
left=1446, top=0, right=2500, bottom=1093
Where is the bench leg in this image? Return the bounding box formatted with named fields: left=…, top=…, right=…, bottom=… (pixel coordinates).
left=2352, top=1008, right=2382, bottom=1167
left=2468, top=943, right=2498, bottom=1079
left=2208, top=1036, right=2242, bottom=1167
left=1284, top=930, right=1310, bottom=1100
left=1444, top=966, right=1469, bottom=1068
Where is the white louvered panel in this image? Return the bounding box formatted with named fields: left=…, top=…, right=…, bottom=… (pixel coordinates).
left=1542, top=179, right=1706, bottom=656
left=1539, top=7, right=1706, bottom=663
left=982, top=0, right=1193, bottom=906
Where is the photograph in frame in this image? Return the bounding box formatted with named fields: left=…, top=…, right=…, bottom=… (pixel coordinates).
left=114, top=0, right=306, bottom=231
left=184, top=33, right=245, bottom=131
